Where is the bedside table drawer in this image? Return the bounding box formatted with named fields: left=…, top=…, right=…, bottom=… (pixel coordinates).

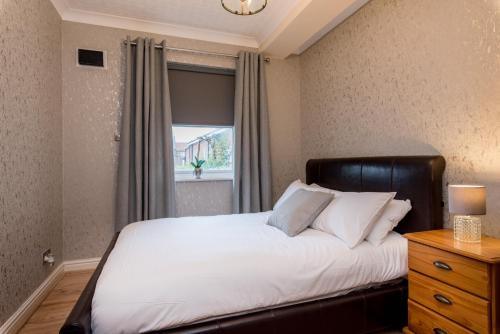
left=409, top=241, right=489, bottom=298
left=409, top=270, right=490, bottom=333
left=408, top=300, right=474, bottom=334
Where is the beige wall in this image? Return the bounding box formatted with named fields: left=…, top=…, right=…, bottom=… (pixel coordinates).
left=61, top=21, right=245, bottom=260
left=5, top=0, right=499, bottom=325
left=300, top=0, right=500, bottom=236
left=266, top=56, right=303, bottom=200
left=0, top=0, right=62, bottom=325
left=175, top=181, right=233, bottom=217
left=61, top=22, right=300, bottom=260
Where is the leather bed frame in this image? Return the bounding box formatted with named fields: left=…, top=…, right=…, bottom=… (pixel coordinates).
left=61, top=156, right=445, bottom=334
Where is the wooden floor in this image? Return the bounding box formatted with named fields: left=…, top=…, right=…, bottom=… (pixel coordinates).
left=18, top=270, right=94, bottom=334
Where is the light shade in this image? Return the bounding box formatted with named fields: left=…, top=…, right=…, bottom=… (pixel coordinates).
left=221, top=0, right=267, bottom=16
left=448, top=185, right=486, bottom=215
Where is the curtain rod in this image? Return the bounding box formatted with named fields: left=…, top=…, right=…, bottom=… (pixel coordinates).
left=123, top=40, right=270, bottom=63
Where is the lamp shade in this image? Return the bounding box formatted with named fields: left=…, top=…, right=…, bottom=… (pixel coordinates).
left=448, top=185, right=486, bottom=215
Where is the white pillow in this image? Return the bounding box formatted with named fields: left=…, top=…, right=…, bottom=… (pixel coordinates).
left=274, top=180, right=334, bottom=210
left=311, top=191, right=395, bottom=248
left=366, top=199, right=412, bottom=246
left=310, top=183, right=342, bottom=197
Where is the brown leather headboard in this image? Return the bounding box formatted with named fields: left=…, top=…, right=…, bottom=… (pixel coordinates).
left=306, top=156, right=446, bottom=234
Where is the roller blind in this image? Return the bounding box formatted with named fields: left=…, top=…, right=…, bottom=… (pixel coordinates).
left=168, top=63, right=235, bottom=126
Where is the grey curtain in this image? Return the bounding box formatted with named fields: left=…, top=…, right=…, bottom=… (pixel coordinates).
left=116, top=37, right=176, bottom=231
left=233, top=51, right=272, bottom=213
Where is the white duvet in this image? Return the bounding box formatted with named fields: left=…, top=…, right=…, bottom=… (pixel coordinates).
left=92, top=212, right=407, bottom=334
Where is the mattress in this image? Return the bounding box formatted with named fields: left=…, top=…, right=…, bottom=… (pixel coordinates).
left=91, top=212, right=408, bottom=334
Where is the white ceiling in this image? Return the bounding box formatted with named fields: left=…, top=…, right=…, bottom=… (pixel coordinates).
left=64, top=0, right=300, bottom=43
left=50, top=0, right=370, bottom=58
left=52, top=0, right=302, bottom=48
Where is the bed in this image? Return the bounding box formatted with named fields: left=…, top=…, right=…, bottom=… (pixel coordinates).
left=60, top=156, right=445, bottom=334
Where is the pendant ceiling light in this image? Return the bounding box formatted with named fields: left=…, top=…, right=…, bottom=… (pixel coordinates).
left=221, top=0, right=267, bottom=16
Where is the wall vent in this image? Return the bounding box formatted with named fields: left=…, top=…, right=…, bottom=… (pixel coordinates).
left=77, top=48, right=107, bottom=69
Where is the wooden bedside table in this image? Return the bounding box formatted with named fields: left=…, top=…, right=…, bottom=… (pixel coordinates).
left=404, top=229, right=500, bottom=334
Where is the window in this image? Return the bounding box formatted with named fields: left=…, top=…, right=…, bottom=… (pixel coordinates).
left=173, top=126, right=233, bottom=180
left=168, top=62, right=236, bottom=181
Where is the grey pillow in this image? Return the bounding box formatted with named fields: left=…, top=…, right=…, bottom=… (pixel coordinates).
left=267, top=189, right=334, bottom=237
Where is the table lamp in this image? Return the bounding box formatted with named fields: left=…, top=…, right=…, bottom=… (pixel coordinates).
left=448, top=185, right=486, bottom=243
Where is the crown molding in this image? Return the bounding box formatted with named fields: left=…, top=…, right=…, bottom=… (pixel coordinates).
left=50, top=0, right=368, bottom=60
left=49, top=0, right=259, bottom=48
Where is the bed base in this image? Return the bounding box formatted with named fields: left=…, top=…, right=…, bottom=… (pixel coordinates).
left=155, top=281, right=408, bottom=334
left=61, top=155, right=445, bottom=334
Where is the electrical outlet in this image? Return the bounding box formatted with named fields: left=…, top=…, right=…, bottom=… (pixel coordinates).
left=42, top=249, right=55, bottom=266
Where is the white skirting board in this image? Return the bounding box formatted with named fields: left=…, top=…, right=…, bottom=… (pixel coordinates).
left=0, top=258, right=101, bottom=334
left=64, top=257, right=101, bottom=272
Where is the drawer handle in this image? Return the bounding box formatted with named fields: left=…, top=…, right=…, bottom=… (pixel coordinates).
left=434, top=294, right=452, bottom=305
left=433, top=260, right=452, bottom=271
left=433, top=328, right=448, bottom=334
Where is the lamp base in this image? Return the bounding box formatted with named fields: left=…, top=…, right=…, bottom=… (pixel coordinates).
left=453, top=215, right=481, bottom=243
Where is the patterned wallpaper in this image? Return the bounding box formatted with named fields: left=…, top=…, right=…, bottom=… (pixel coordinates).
left=266, top=56, right=303, bottom=199
left=62, top=22, right=244, bottom=260
left=62, top=22, right=298, bottom=260
left=300, top=0, right=500, bottom=236
left=175, top=181, right=233, bottom=217
left=2, top=0, right=499, bottom=325
left=0, top=0, right=62, bottom=326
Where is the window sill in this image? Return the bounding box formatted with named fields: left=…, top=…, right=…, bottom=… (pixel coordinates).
left=176, top=177, right=233, bottom=183
left=175, top=171, right=233, bottom=183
